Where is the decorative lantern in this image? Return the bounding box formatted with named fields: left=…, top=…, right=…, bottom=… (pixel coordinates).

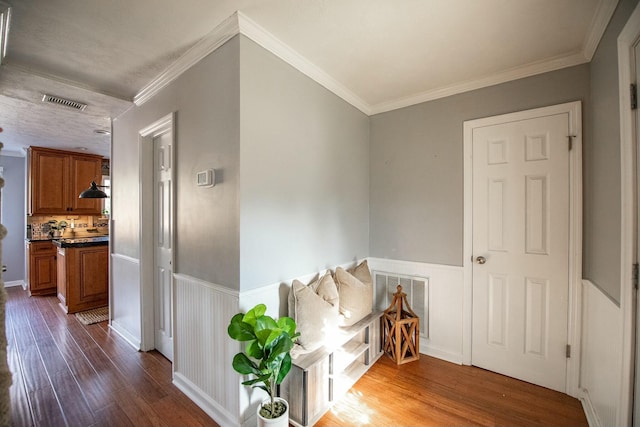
left=382, top=285, right=420, bottom=365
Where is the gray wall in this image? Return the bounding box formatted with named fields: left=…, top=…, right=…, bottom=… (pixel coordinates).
left=370, top=65, right=590, bottom=266
left=238, top=36, right=370, bottom=290
left=112, top=33, right=370, bottom=292
left=112, top=36, right=241, bottom=288
left=110, top=6, right=633, bottom=302
left=0, top=155, right=26, bottom=283
left=584, top=0, right=640, bottom=304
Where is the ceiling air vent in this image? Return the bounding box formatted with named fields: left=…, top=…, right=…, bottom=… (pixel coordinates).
left=42, top=94, right=88, bottom=111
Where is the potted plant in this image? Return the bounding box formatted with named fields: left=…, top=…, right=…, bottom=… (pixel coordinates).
left=227, top=303, right=299, bottom=426
left=48, top=220, right=68, bottom=238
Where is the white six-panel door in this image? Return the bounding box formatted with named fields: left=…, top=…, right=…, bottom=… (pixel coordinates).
left=153, top=130, right=174, bottom=362
left=471, top=112, right=570, bottom=392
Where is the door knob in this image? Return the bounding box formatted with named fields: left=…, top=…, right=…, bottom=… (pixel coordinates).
left=476, top=256, right=487, bottom=264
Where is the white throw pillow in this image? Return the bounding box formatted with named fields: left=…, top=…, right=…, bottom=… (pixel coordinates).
left=288, top=272, right=339, bottom=351
left=335, top=260, right=373, bottom=327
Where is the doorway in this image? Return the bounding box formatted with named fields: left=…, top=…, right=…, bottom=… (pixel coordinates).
left=635, top=38, right=640, bottom=427
left=618, top=4, right=640, bottom=425
left=138, top=113, right=175, bottom=361
left=462, top=102, right=583, bottom=396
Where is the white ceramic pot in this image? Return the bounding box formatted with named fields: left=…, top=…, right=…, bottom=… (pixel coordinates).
left=256, top=397, right=289, bottom=427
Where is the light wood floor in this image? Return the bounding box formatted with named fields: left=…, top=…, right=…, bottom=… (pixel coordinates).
left=316, top=353, right=588, bottom=427
left=6, top=286, right=588, bottom=427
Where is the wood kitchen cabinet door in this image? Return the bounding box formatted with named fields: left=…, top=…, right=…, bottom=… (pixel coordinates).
left=69, top=154, right=102, bottom=214
left=29, top=148, right=69, bottom=214
left=28, top=242, right=57, bottom=296
left=28, top=147, right=102, bottom=215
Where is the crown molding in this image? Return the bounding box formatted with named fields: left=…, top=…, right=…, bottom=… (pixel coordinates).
left=134, top=6, right=611, bottom=116
left=133, top=12, right=240, bottom=106
left=236, top=11, right=371, bottom=115
left=583, top=0, right=619, bottom=60
left=369, top=51, right=589, bottom=115
left=133, top=11, right=370, bottom=114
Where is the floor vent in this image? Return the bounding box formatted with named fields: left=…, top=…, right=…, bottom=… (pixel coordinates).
left=42, top=94, right=87, bottom=111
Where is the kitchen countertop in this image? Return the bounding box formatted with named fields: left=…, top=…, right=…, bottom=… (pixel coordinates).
left=52, top=236, right=109, bottom=248
left=26, top=235, right=108, bottom=243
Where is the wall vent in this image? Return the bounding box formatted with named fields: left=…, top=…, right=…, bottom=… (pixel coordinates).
left=42, top=94, right=87, bottom=111
left=373, top=271, right=429, bottom=339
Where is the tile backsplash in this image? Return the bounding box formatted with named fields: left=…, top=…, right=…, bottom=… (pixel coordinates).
left=27, top=215, right=109, bottom=239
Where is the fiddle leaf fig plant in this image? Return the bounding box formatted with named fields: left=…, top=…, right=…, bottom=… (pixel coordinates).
left=228, top=304, right=299, bottom=419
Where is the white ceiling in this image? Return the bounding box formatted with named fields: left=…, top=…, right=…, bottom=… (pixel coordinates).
left=0, top=0, right=615, bottom=158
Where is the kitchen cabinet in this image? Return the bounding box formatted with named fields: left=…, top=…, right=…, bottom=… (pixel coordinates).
left=26, top=241, right=57, bottom=296
left=28, top=146, right=103, bottom=215
left=55, top=238, right=108, bottom=314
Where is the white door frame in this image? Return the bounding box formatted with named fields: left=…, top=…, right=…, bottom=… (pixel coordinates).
left=462, top=101, right=583, bottom=398
left=138, top=112, right=176, bottom=354
left=617, top=5, right=640, bottom=425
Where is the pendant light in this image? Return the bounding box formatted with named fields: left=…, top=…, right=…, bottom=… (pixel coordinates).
left=79, top=181, right=108, bottom=199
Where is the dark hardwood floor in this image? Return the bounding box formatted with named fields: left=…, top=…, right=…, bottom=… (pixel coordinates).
left=5, top=286, right=218, bottom=427
left=6, top=285, right=588, bottom=427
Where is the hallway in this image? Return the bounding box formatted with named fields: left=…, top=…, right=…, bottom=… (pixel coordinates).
left=5, top=284, right=589, bottom=427
left=5, top=286, right=217, bottom=427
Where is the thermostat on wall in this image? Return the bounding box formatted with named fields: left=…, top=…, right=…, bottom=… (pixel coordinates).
left=196, top=169, right=215, bottom=187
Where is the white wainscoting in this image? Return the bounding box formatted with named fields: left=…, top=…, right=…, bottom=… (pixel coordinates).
left=110, top=253, right=142, bottom=350
left=173, top=273, right=241, bottom=427
left=368, top=258, right=465, bottom=364
left=580, top=279, right=623, bottom=427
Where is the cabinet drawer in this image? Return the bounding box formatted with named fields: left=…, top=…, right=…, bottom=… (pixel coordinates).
left=30, top=242, right=56, bottom=253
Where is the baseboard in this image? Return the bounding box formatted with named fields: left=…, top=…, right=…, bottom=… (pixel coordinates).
left=108, top=321, right=141, bottom=351
left=3, top=280, right=25, bottom=288
left=421, top=343, right=463, bottom=365
left=581, top=389, right=602, bottom=427
left=173, top=372, right=239, bottom=427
